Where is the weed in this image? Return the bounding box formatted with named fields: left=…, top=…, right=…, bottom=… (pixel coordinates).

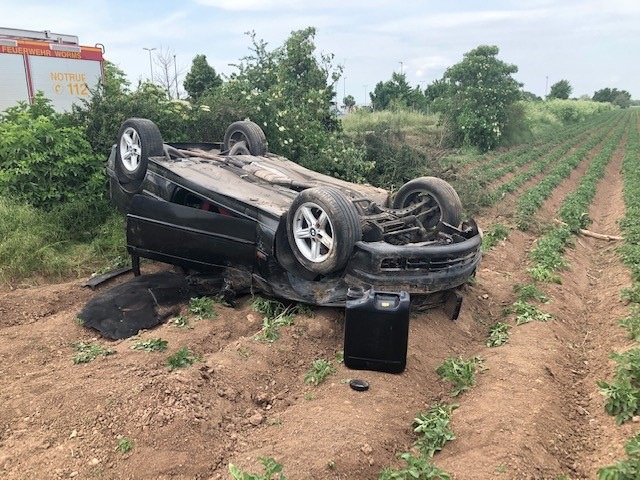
left=237, top=346, right=250, bottom=360
left=436, top=356, right=482, bottom=397
left=597, top=433, right=640, bottom=479
left=412, top=403, right=458, bottom=457
left=229, top=456, right=286, bottom=480
left=304, top=393, right=314, bottom=401
left=327, top=459, right=335, bottom=469
left=513, top=283, right=549, bottom=303
left=74, top=317, right=84, bottom=325
left=334, top=351, right=344, bottom=363
left=115, top=438, right=133, bottom=454
left=171, top=315, right=192, bottom=329
left=622, top=285, right=640, bottom=305
left=72, top=342, right=114, bottom=364
left=598, top=348, right=640, bottom=424
left=379, top=452, right=451, bottom=480
left=486, top=322, right=511, bottom=347
left=504, top=300, right=555, bottom=325
left=252, top=296, right=308, bottom=342
left=167, top=347, right=201, bottom=371
left=189, top=296, right=218, bottom=320
left=482, top=223, right=510, bottom=251
left=527, top=265, right=562, bottom=284
left=497, top=464, right=507, bottom=473
left=131, top=338, right=168, bottom=352
left=304, top=359, right=337, bottom=386
left=619, top=307, right=640, bottom=342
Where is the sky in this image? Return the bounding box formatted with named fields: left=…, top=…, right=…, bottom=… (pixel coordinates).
left=3, top=0, right=639, bottom=103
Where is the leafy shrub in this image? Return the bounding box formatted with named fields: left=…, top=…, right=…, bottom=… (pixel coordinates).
left=0, top=95, right=104, bottom=210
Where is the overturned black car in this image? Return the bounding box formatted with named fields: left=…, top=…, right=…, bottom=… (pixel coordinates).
left=107, top=118, right=482, bottom=311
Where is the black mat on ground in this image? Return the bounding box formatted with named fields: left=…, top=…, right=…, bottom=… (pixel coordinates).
left=78, top=272, right=196, bottom=339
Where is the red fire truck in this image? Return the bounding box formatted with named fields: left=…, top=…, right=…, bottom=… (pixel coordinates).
left=0, top=27, right=104, bottom=112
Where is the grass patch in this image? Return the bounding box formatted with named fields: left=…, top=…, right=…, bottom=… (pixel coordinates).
left=0, top=196, right=126, bottom=283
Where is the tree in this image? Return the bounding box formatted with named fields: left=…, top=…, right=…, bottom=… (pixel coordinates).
left=152, top=48, right=185, bottom=100
left=184, top=54, right=222, bottom=101
left=593, top=88, right=632, bottom=108
left=343, top=95, right=356, bottom=112
left=428, top=45, right=522, bottom=151
left=547, top=80, right=572, bottom=100
left=370, top=72, right=413, bottom=110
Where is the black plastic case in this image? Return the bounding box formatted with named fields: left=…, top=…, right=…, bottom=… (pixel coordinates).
left=344, top=289, right=410, bottom=374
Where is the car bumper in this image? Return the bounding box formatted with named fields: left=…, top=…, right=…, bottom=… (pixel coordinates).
left=345, top=235, right=482, bottom=293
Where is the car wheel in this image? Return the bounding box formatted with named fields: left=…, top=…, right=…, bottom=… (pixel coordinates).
left=287, top=187, right=362, bottom=275
left=116, top=118, right=164, bottom=181
left=392, top=176, right=462, bottom=228
left=223, top=121, right=268, bottom=156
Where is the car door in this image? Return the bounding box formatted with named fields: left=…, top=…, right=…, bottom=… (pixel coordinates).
left=126, top=194, right=257, bottom=272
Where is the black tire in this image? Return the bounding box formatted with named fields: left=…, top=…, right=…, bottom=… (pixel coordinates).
left=392, top=176, right=462, bottom=228
left=116, top=118, right=163, bottom=181
left=286, top=187, right=362, bottom=275
left=223, top=121, right=268, bottom=156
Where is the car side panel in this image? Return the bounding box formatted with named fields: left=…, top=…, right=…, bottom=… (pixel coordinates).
left=126, top=195, right=257, bottom=271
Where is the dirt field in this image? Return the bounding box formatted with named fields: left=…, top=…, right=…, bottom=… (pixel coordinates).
left=0, top=119, right=636, bottom=479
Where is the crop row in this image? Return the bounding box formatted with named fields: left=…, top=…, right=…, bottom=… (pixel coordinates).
left=596, top=112, right=640, bottom=479
left=525, top=112, right=630, bottom=282
left=468, top=111, right=619, bottom=187
left=514, top=113, right=627, bottom=230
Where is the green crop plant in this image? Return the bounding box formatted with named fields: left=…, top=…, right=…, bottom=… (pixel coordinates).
left=115, top=438, right=133, bottom=454
left=412, top=403, right=458, bottom=457
left=436, top=356, right=483, bottom=397
left=619, top=307, right=640, bottom=342
left=504, top=300, right=555, bottom=325
left=482, top=223, right=510, bottom=251
left=229, top=456, right=286, bottom=480
left=131, top=338, right=168, bottom=352
left=166, top=347, right=201, bottom=371
left=188, top=296, right=218, bottom=320
left=513, top=283, right=549, bottom=303
left=379, top=452, right=451, bottom=480
left=486, top=322, right=511, bottom=347
left=598, top=348, right=640, bottom=425
left=72, top=342, right=114, bottom=364
left=597, top=433, right=640, bottom=480
left=171, top=315, right=192, bottom=329
left=304, top=359, right=336, bottom=385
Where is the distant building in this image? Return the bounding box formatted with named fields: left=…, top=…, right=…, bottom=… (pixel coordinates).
left=0, top=27, right=104, bottom=112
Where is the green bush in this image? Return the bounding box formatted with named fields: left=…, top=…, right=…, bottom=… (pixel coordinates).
left=0, top=95, right=104, bottom=210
